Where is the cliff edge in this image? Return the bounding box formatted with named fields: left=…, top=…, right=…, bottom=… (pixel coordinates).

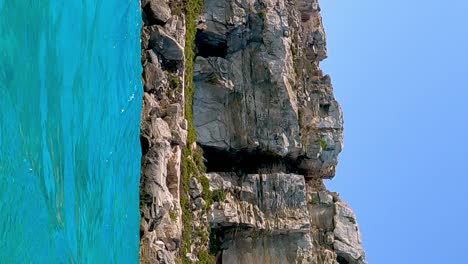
left=139, top=0, right=366, bottom=263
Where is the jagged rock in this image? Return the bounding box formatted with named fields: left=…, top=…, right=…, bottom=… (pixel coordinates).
left=155, top=240, right=165, bottom=249
left=207, top=172, right=309, bottom=232
left=167, top=146, right=181, bottom=200
left=185, top=253, right=197, bottom=262
left=161, top=238, right=177, bottom=251
left=319, top=190, right=334, bottom=205
left=163, top=16, right=186, bottom=50
left=140, top=5, right=186, bottom=262
left=143, top=59, right=166, bottom=92
left=221, top=233, right=315, bottom=264
left=152, top=118, right=171, bottom=140
left=156, top=249, right=175, bottom=264
left=307, top=198, right=335, bottom=231
left=206, top=172, right=366, bottom=263
left=189, top=178, right=203, bottom=199
left=144, top=0, right=172, bottom=25
left=142, top=92, right=160, bottom=119
left=150, top=26, right=184, bottom=61
left=334, top=240, right=367, bottom=264
left=139, top=0, right=366, bottom=263
left=166, top=103, right=181, bottom=117
left=333, top=200, right=366, bottom=263
left=193, top=0, right=343, bottom=178
left=194, top=197, right=206, bottom=209
left=171, top=126, right=187, bottom=146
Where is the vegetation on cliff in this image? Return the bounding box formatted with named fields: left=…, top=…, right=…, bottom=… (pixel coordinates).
left=178, top=0, right=217, bottom=263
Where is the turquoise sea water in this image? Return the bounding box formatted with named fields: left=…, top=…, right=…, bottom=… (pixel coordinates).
left=0, top=0, right=142, bottom=262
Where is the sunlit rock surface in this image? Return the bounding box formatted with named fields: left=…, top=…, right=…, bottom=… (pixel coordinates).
left=139, top=0, right=366, bottom=263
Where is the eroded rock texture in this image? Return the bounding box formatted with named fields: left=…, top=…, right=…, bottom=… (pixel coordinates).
left=139, top=0, right=366, bottom=263
left=139, top=0, right=187, bottom=262
left=192, top=0, right=366, bottom=263
left=207, top=173, right=366, bottom=263
left=194, top=0, right=343, bottom=178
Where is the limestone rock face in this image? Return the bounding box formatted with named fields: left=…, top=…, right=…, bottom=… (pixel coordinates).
left=207, top=172, right=309, bottom=232
left=206, top=173, right=366, bottom=264
left=144, top=0, right=172, bottom=25
left=139, top=0, right=366, bottom=263
left=191, top=0, right=365, bottom=263
left=140, top=1, right=187, bottom=262
left=222, top=233, right=315, bottom=264
left=193, top=0, right=343, bottom=178
left=150, top=27, right=185, bottom=62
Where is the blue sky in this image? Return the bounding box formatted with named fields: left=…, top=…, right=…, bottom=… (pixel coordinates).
left=321, top=0, right=468, bottom=263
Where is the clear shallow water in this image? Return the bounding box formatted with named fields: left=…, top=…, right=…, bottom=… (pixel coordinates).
left=0, top=0, right=142, bottom=262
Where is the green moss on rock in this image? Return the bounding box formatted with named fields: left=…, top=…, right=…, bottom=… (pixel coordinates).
left=178, top=0, right=218, bottom=263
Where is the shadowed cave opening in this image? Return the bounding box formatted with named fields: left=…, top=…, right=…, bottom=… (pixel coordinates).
left=337, top=256, right=349, bottom=264
left=196, top=30, right=228, bottom=58
left=200, top=145, right=310, bottom=175
left=319, top=103, right=330, bottom=117
left=140, top=136, right=150, bottom=155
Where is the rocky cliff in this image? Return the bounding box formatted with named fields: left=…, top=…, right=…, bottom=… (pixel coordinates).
left=139, top=0, right=366, bottom=263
